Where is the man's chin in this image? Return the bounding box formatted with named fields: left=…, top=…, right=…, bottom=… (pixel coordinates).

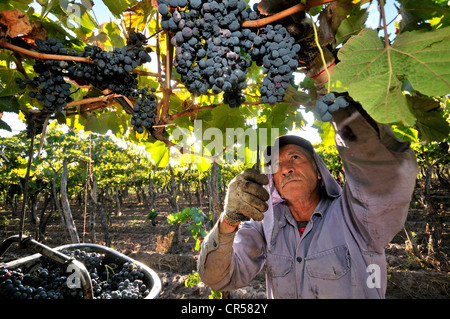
left=280, top=181, right=302, bottom=197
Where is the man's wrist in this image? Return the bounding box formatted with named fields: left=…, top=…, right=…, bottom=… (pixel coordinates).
left=220, top=215, right=239, bottom=234
left=310, top=59, right=335, bottom=80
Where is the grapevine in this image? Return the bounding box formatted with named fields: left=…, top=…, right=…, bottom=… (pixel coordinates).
left=1, top=0, right=332, bottom=144
left=130, top=87, right=158, bottom=134
left=23, top=111, right=47, bottom=139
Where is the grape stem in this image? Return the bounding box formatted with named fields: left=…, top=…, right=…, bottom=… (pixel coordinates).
left=167, top=103, right=221, bottom=121
left=64, top=93, right=128, bottom=117
left=133, top=69, right=159, bottom=77
left=241, top=0, right=336, bottom=28
left=155, top=30, right=173, bottom=129
left=0, top=40, right=94, bottom=64
left=66, top=94, right=121, bottom=108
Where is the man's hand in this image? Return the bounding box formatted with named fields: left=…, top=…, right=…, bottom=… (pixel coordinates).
left=291, top=18, right=335, bottom=96
left=221, top=168, right=270, bottom=232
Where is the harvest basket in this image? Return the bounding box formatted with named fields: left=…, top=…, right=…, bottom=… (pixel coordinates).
left=0, top=235, right=161, bottom=299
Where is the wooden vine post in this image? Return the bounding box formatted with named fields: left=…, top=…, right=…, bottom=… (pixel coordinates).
left=60, top=159, right=80, bottom=244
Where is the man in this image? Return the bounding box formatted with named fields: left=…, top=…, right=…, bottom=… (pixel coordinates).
left=198, top=101, right=418, bottom=298
left=197, top=64, right=419, bottom=299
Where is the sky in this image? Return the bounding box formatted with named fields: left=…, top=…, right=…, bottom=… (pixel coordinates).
left=0, top=0, right=398, bottom=144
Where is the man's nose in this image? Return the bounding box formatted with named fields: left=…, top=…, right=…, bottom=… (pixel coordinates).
left=280, top=163, right=294, bottom=176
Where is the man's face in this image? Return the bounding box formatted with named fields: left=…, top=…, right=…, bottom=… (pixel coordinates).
left=272, top=144, right=321, bottom=202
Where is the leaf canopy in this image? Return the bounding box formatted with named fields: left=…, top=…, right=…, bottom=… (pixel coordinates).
left=0, top=0, right=449, bottom=170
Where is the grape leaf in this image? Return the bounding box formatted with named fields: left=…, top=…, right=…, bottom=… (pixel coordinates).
left=392, top=27, right=450, bottom=97
left=334, top=6, right=369, bottom=45
left=203, top=103, right=246, bottom=138
left=58, top=0, right=98, bottom=32
left=317, top=0, right=356, bottom=46
left=331, top=29, right=413, bottom=125
left=0, top=96, right=20, bottom=113
left=331, top=27, right=450, bottom=127
left=0, top=118, right=11, bottom=132
left=398, top=0, right=450, bottom=29
left=103, top=22, right=126, bottom=48
left=391, top=125, right=419, bottom=143
left=0, top=9, right=31, bottom=38
left=0, top=0, right=33, bottom=12
left=146, top=140, right=169, bottom=167
left=407, top=94, right=450, bottom=142
left=83, top=112, right=110, bottom=134
left=312, top=120, right=336, bottom=150
left=101, top=0, right=135, bottom=18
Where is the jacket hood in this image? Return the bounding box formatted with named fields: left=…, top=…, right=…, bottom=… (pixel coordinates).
left=264, top=135, right=342, bottom=206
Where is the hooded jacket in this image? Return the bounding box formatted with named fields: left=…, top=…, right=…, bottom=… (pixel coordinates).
left=197, top=105, right=418, bottom=298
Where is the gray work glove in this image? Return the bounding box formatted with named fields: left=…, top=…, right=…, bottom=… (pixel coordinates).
left=222, top=168, right=270, bottom=226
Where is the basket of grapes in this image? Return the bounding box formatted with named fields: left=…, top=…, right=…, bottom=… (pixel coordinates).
left=0, top=236, right=161, bottom=299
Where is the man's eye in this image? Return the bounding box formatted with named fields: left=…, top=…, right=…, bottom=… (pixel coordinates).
left=292, top=155, right=299, bottom=160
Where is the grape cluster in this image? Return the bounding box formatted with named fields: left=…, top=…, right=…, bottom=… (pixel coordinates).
left=240, top=21, right=300, bottom=105
left=0, top=249, right=152, bottom=299
left=66, top=32, right=152, bottom=97
left=15, top=32, right=156, bottom=136
left=0, top=268, right=42, bottom=299
left=69, top=249, right=103, bottom=271
left=157, top=0, right=251, bottom=108
left=315, top=92, right=349, bottom=122
left=16, top=41, right=74, bottom=113
left=99, top=261, right=149, bottom=299
left=130, top=87, right=158, bottom=134
left=157, top=0, right=301, bottom=107
left=23, top=111, right=46, bottom=138
left=0, top=264, right=80, bottom=299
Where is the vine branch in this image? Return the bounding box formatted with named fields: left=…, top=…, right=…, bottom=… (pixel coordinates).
left=0, top=40, right=94, bottom=63
left=132, top=69, right=159, bottom=77
left=241, top=0, right=335, bottom=28
left=379, top=0, right=391, bottom=48
left=1, top=40, right=161, bottom=79
left=64, top=93, right=133, bottom=116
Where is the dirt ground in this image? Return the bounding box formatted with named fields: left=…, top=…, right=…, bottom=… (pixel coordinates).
left=0, top=180, right=449, bottom=299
